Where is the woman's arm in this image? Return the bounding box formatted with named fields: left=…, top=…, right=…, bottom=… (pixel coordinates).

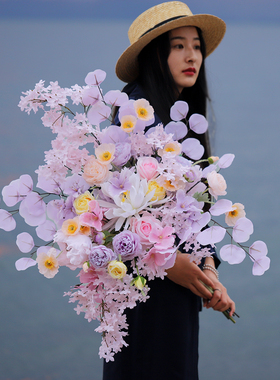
left=166, top=252, right=215, bottom=299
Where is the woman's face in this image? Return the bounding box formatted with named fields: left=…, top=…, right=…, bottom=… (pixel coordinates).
left=167, top=26, right=203, bottom=93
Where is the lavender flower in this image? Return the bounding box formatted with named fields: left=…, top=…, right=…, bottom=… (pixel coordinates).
left=89, top=245, right=117, bottom=269
left=112, top=142, right=131, bottom=166
left=112, top=230, right=142, bottom=261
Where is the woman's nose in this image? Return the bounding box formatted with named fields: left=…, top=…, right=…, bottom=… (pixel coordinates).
left=185, top=47, right=195, bottom=62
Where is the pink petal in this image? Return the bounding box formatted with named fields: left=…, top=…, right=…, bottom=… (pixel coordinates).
left=19, top=198, right=46, bottom=227
left=2, top=179, right=24, bottom=207
left=170, top=101, right=189, bottom=121
left=191, top=212, right=211, bottom=233
left=36, top=175, right=62, bottom=194
left=232, top=217, right=253, bottom=243
left=181, top=138, right=204, bottom=160
left=87, top=101, right=111, bottom=125
left=18, top=174, right=33, bottom=195
left=196, top=226, right=226, bottom=245
left=15, top=257, right=37, bottom=271
left=218, top=154, right=235, bottom=169
left=249, top=240, right=268, bottom=260
left=164, top=121, right=188, bottom=140
left=16, top=232, right=35, bottom=253
left=0, top=209, right=16, bottom=231
left=36, top=220, right=57, bottom=241
left=210, top=199, right=233, bottom=216
left=23, top=192, right=46, bottom=216
left=189, top=114, right=208, bottom=134
left=104, top=90, right=128, bottom=106
left=82, top=87, right=100, bottom=106
left=220, top=244, right=246, bottom=264
left=252, top=256, right=270, bottom=276
left=85, top=69, right=106, bottom=86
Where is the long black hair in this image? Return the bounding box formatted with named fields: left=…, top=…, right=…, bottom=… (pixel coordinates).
left=118, top=27, right=211, bottom=158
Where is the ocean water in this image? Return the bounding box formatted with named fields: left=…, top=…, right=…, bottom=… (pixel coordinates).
left=0, top=20, right=279, bottom=380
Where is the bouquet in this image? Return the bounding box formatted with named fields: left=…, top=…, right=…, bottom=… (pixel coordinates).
left=0, top=69, right=270, bottom=361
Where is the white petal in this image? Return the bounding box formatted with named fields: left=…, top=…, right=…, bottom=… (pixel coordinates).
left=196, top=226, right=226, bottom=245
left=210, top=199, right=233, bottom=216
left=15, top=257, right=37, bottom=271
left=220, top=244, right=246, bottom=264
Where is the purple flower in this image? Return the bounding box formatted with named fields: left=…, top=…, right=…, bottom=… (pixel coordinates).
left=89, top=245, right=117, bottom=268
left=112, top=142, right=131, bottom=166
left=107, top=169, right=132, bottom=197
left=112, top=230, right=142, bottom=260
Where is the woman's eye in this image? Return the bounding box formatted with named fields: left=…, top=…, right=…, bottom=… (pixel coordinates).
left=194, top=45, right=201, bottom=50
left=174, top=44, right=184, bottom=49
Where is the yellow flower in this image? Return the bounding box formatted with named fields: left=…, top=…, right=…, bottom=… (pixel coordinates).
left=133, top=98, right=154, bottom=121
left=134, top=276, right=147, bottom=290
left=120, top=115, right=137, bottom=133
left=61, top=217, right=80, bottom=236
left=73, top=191, right=94, bottom=215
left=225, top=203, right=246, bottom=226
left=147, top=180, right=166, bottom=201
left=108, top=260, right=127, bottom=279
left=95, top=143, right=115, bottom=165
left=158, top=141, right=181, bottom=157
left=36, top=247, right=59, bottom=279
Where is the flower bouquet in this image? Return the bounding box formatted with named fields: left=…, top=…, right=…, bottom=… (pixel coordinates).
left=0, top=69, right=270, bottom=361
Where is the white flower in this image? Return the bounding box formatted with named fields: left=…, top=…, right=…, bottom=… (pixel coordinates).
left=98, top=173, right=165, bottom=230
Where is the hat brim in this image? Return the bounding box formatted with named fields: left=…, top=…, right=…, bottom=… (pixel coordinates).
left=116, top=14, right=226, bottom=83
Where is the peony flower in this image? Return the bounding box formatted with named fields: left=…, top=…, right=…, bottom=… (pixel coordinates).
left=73, top=190, right=95, bottom=215
left=112, top=230, right=142, bottom=260
left=207, top=171, right=227, bottom=200
left=36, top=247, right=60, bottom=279
left=112, top=142, right=131, bottom=167
left=147, top=180, right=166, bottom=201
left=82, top=156, right=110, bottom=186
left=95, top=143, right=116, bottom=165
left=107, top=260, right=127, bottom=279
left=61, top=217, right=80, bottom=236
left=137, top=156, right=159, bottom=181
left=120, top=115, right=137, bottom=133
left=89, top=245, right=116, bottom=268
left=133, top=98, right=154, bottom=121
left=225, top=203, right=246, bottom=226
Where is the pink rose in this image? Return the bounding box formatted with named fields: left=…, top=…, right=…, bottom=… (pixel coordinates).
left=137, top=156, right=159, bottom=181
left=82, top=156, right=110, bottom=185
left=207, top=171, right=227, bottom=200
left=130, top=215, right=159, bottom=245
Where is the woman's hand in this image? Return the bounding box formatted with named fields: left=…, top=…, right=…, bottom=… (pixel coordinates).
left=202, top=271, right=236, bottom=317
left=166, top=252, right=215, bottom=300
left=202, top=257, right=235, bottom=316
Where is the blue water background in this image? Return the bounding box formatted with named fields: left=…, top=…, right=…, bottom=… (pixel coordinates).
left=0, top=20, right=279, bottom=379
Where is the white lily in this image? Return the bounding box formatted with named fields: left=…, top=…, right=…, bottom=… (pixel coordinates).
left=98, top=173, right=167, bottom=230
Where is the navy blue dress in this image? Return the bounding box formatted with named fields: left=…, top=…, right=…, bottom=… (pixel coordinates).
left=102, top=83, right=218, bottom=380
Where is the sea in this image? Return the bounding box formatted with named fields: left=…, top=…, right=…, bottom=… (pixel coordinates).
left=0, top=20, right=279, bottom=380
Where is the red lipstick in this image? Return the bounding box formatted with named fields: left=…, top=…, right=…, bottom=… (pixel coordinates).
left=183, top=67, right=196, bottom=76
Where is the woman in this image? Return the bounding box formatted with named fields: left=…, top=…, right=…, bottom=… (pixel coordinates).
left=103, top=2, right=235, bottom=379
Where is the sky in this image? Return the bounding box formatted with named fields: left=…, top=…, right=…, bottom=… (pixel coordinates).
left=0, top=0, right=279, bottom=23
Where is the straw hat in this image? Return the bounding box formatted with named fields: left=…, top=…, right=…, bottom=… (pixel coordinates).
left=116, top=1, right=226, bottom=82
